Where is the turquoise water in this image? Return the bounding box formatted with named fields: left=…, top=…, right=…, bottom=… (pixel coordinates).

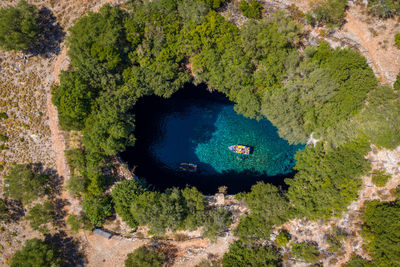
left=151, top=103, right=302, bottom=176
left=122, top=85, right=303, bottom=194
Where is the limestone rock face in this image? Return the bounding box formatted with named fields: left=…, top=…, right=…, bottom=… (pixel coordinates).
left=215, top=193, right=225, bottom=206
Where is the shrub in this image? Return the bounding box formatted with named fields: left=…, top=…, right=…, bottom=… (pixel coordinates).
left=11, top=238, right=62, bottom=267
left=0, top=0, right=39, bottom=51
left=125, top=246, right=166, bottom=267
left=371, top=169, right=391, bottom=187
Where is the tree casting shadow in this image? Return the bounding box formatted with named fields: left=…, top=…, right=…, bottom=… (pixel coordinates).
left=28, top=7, right=65, bottom=57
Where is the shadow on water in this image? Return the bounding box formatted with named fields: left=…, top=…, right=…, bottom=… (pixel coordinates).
left=121, top=83, right=296, bottom=194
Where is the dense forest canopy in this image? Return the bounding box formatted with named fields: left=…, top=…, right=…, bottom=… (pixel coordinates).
left=0, top=0, right=39, bottom=51
left=48, top=0, right=400, bottom=265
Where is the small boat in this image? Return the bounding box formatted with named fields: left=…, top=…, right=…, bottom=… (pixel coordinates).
left=179, top=163, right=197, bottom=172
left=229, top=145, right=252, bottom=155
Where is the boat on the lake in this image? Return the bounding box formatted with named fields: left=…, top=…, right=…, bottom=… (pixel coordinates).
left=229, top=145, right=252, bottom=155
left=180, top=163, right=198, bottom=172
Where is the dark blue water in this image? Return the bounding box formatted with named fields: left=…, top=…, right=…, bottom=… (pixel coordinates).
left=121, top=84, right=303, bottom=194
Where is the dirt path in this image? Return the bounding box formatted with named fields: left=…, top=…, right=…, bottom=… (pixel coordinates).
left=47, top=0, right=126, bottom=216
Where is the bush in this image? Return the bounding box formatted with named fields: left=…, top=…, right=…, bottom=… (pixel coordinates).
left=361, top=200, right=400, bottom=266
left=82, top=194, right=113, bottom=227
left=291, top=242, right=320, bottom=264
left=371, top=169, right=391, bottom=187
left=197, top=0, right=227, bottom=9
left=0, top=133, right=8, bottom=142
left=111, top=180, right=145, bottom=229
left=202, top=208, right=232, bottom=241
left=0, top=0, right=39, bottom=51
left=0, top=198, right=9, bottom=222
left=286, top=140, right=371, bottom=220
left=52, top=71, right=94, bottom=130
left=236, top=182, right=291, bottom=241
left=368, top=0, right=400, bottom=18
left=11, top=238, right=62, bottom=267
left=4, top=164, right=49, bottom=205
left=26, top=201, right=54, bottom=233
left=309, top=0, right=347, bottom=28
left=222, top=240, right=280, bottom=266
left=345, top=254, right=371, bottom=267
left=395, top=33, right=400, bottom=49
left=66, top=175, right=89, bottom=197
left=125, top=246, right=166, bottom=267
left=66, top=214, right=92, bottom=233
left=0, top=112, right=8, bottom=119
left=276, top=230, right=290, bottom=248
left=239, top=0, right=262, bottom=19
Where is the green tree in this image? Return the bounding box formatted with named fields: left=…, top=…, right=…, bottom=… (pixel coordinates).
left=358, top=85, right=400, bottom=149
left=239, top=0, right=262, bottom=19
left=11, top=238, right=62, bottom=267
left=291, top=242, right=320, bottom=264
left=65, top=175, right=89, bottom=197
left=82, top=194, right=113, bottom=226
left=4, top=164, right=49, bottom=205
left=395, top=33, right=400, bottom=49
left=182, top=186, right=206, bottom=230
left=131, top=188, right=187, bottom=234
left=276, top=230, right=290, bottom=248
left=345, top=254, right=372, bottom=267
left=125, top=245, right=166, bottom=267
left=286, top=140, right=371, bottom=220
left=82, top=89, right=136, bottom=156
left=236, top=182, right=290, bottom=241
left=52, top=71, right=94, bottom=130
left=368, top=0, right=400, bottom=17
left=66, top=214, right=92, bottom=233
left=0, top=0, right=39, bottom=51
left=222, top=240, right=279, bottom=267
left=0, top=198, right=9, bottom=222
left=26, top=201, right=54, bottom=233
left=361, top=200, right=400, bottom=266
left=67, top=5, right=128, bottom=89
left=371, top=169, right=391, bottom=187
left=202, top=208, right=232, bottom=241
left=111, top=180, right=146, bottom=229
left=309, top=0, right=347, bottom=28
left=197, top=0, right=227, bottom=9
